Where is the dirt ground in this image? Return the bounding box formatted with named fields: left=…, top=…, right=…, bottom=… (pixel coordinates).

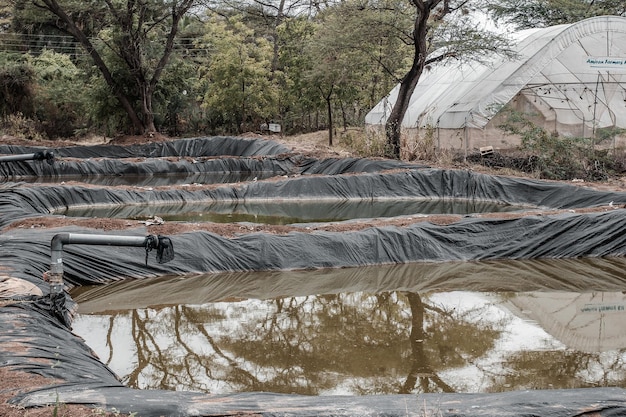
left=0, top=368, right=123, bottom=416
left=2, top=130, right=626, bottom=417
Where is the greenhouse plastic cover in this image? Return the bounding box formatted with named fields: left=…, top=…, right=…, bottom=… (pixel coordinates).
left=365, top=15, right=626, bottom=129
left=2, top=136, right=626, bottom=416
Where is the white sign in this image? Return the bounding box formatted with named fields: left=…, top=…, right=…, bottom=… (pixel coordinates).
left=268, top=123, right=281, bottom=133
left=585, top=56, right=626, bottom=72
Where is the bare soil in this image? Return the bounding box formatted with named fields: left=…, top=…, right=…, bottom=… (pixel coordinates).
left=0, top=368, right=123, bottom=416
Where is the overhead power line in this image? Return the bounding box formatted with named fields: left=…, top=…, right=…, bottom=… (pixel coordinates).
left=0, top=33, right=213, bottom=56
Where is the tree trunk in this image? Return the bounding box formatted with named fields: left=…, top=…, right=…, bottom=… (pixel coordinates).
left=385, top=0, right=440, bottom=159
left=240, top=77, right=246, bottom=134
left=322, top=86, right=334, bottom=146
left=143, top=1, right=192, bottom=133
left=140, top=83, right=157, bottom=133
left=401, top=291, right=455, bottom=394
left=271, top=0, right=286, bottom=74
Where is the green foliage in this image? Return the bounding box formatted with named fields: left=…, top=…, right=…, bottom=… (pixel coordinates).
left=485, top=0, right=626, bottom=29
left=496, top=107, right=626, bottom=180
left=7, top=0, right=617, bottom=153
left=0, top=2, right=12, bottom=32
left=84, top=73, right=132, bottom=137
left=276, top=1, right=413, bottom=136
left=498, top=108, right=586, bottom=179
left=428, top=15, right=518, bottom=65
left=198, top=15, right=280, bottom=134
left=276, top=16, right=321, bottom=132
left=596, top=126, right=626, bottom=144
left=12, top=0, right=200, bottom=134
left=304, top=5, right=377, bottom=119
left=0, top=51, right=47, bottom=140
left=153, top=57, right=202, bottom=136
left=0, top=52, right=35, bottom=117
left=28, top=49, right=89, bottom=137
left=76, top=26, right=136, bottom=135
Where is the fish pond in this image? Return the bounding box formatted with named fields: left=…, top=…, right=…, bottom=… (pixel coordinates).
left=70, top=258, right=626, bottom=395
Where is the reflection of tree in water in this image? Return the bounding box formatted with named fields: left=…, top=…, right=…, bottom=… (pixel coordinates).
left=120, top=291, right=503, bottom=395
left=398, top=292, right=505, bottom=394
left=489, top=349, right=626, bottom=392
left=123, top=306, right=238, bottom=391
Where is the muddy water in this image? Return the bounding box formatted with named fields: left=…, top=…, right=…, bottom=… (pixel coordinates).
left=61, top=199, right=524, bottom=225
left=70, top=259, right=626, bottom=395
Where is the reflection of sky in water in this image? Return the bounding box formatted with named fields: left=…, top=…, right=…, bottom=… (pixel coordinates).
left=14, top=171, right=274, bottom=187
left=71, top=287, right=626, bottom=395
left=60, top=199, right=524, bottom=225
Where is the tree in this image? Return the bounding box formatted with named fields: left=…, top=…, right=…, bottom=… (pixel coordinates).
left=271, top=1, right=413, bottom=143
left=485, top=0, right=626, bottom=29
left=198, top=14, right=279, bottom=134
left=275, top=15, right=320, bottom=133
left=384, top=0, right=513, bottom=158
left=207, top=0, right=315, bottom=73
left=29, top=49, right=88, bottom=137
left=0, top=1, right=12, bottom=32
left=304, top=2, right=413, bottom=146
left=207, top=0, right=325, bottom=135
left=19, top=0, right=198, bottom=135
left=302, top=15, right=353, bottom=146
left=0, top=52, right=35, bottom=118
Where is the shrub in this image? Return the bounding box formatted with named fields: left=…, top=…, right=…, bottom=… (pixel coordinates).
left=495, top=107, right=626, bottom=181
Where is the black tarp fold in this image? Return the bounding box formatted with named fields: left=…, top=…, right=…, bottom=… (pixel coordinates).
left=2, top=168, right=626, bottom=228
left=0, top=136, right=291, bottom=159
left=2, top=208, right=626, bottom=289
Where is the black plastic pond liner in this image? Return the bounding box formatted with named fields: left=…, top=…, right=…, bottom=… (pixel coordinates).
left=2, top=168, right=626, bottom=229
left=296, top=156, right=419, bottom=174
left=0, top=139, right=422, bottom=180
left=3, top=139, right=626, bottom=415
left=13, top=380, right=626, bottom=417
left=0, top=155, right=420, bottom=181
left=0, top=136, right=293, bottom=179
left=0, top=136, right=291, bottom=159
left=0, top=155, right=298, bottom=179
left=3, top=206, right=626, bottom=290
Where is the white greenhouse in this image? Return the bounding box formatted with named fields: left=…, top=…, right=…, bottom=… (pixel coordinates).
left=365, top=16, right=626, bottom=153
